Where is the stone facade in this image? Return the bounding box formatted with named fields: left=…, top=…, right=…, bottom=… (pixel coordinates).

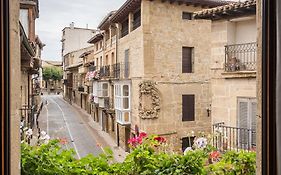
left=256, top=0, right=262, bottom=173
left=41, top=60, right=63, bottom=94
left=10, top=0, right=21, bottom=174
left=63, top=0, right=259, bottom=153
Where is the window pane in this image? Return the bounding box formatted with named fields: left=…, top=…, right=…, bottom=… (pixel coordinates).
left=124, top=112, right=130, bottom=122
left=182, top=47, right=193, bottom=73
left=182, top=95, right=195, bottom=121
left=123, top=98, right=129, bottom=109
left=123, top=85, right=129, bottom=96
left=103, top=83, right=108, bottom=90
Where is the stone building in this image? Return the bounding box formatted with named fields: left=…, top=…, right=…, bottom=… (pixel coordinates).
left=63, top=0, right=258, bottom=153
left=64, top=46, right=94, bottom=109
left=75, top=0, right=229, bottom=152
left=41, top=60, right=63, bottom=94
left=20, top=0, right=44, bottom=129
left=194, top=0, right=257, bottom=151
left=61, top=24, right=95, bottom=99
left=84, top=11, right=118, bottom=141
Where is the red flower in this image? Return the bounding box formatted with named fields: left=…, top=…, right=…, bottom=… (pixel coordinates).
left=210, top=151, right=220, bottom=159
left=139, top=132, right=147, bottom=138
left=154, top=136, right=166, bottom=143
left=59, top=138, right=68, bottom=145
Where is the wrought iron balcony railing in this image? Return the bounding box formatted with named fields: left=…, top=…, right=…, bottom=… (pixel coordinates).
left=104, top=97, right=114, bottom=110
left=212, top=122, right=256, bottom=151
left=111, top=62, right=130, bottom=79
left=225, top=42, right=257, bottom=72
left=100, top=65, right=111, bottom=78
left=112, top=63, right=121, bottom=79
left=78, top=86, right=84, bottom=92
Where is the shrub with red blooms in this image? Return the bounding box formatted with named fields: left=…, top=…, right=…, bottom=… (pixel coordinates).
left=154, top=136, right=166, bottom=143
left=128, top=132, right=148, bottom=147
left=210, top=150, right=220, bottom=159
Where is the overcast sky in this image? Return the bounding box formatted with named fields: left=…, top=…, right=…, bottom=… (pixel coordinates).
left=36, top=0, right=124, bottom=61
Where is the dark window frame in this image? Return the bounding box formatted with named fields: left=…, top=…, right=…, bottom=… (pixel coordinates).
left=182, top=137, right=195, bottom=152
left=133, top=8, right=141, bottom=30
left=121, top=18, right=129, bottom=38
left=182, top=12, right=192, bottom=20
left=182, top=47, right=194, bottom=73
left=182, top=94, right=195, bottom=121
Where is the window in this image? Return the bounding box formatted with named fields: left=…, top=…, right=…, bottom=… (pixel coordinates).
left=182, top=47, right=194, bottom=73
left=115, top=83, right=131, bottom=124
left=96, top=43, right=98, bottom=51
left=20, top=9, right=29, bottom=35
left=124, top=49, right=129, bottom=78
left=121, top=18, right=129, bottom=38
left=98, top=82, right=109, bottom=97
left=237, top=98, right=257, bottom=147
left=182, top=12, right=192, bottom=20
left=182, top=95, right=195, bottom=121
left=182, top=137, right=195, bottom=152
left=100, top=56, right=103, bottom=67
left=133, top=8, right=141, bottom=30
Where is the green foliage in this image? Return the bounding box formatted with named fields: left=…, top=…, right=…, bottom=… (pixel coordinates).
left=207, top=150, right=256, bottom=175
left=21, top=137, right=256, bottom=175
left=42, top=67, right=63, bottom=81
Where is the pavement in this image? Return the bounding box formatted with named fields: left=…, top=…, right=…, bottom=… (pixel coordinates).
left=37, top=94, right=127, bottom=162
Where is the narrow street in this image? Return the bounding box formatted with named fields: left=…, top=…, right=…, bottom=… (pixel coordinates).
left=38, top=95, right=103, bottom=158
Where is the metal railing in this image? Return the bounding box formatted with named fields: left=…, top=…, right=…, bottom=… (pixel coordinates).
left=88, top=65, right=96, bottom=72
left=78, top=86, right=84, bottom=92
left=225, top=42, right=257, bottom=72
left=20, top=105, right=37, bottom=128
left=213, top=122, right=256, bottom=151
left=112, top=63, right=121, bottom=79
left=104, top=97, right=114, bottom=110
left=111, top=62, right=130, bottom=79
left=100, top=65, right=111, bottom=78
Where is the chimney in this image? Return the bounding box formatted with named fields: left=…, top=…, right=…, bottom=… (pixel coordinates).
left=70, top=22, right=74, bottom=29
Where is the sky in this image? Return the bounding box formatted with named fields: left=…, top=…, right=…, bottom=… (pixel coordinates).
left=36, top=0, right=124, bottom=61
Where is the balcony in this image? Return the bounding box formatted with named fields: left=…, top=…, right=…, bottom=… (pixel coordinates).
left=225, top=42, right=256, bottom=72
left=78, top=86, right=84, bottom=92
left=112, top=62, right=130, bottom=79
left=212, top=122, right=256, bottom=151
left=104, top=97, right=114, bottom=111
left=99, top=65, right=111, bottom=78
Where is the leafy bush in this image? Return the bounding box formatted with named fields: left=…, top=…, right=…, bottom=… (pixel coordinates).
left=21, top=134, right=256, bottom=175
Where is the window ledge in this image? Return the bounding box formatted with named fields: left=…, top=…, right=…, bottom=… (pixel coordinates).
left=221, top=71, right=256, bottom=79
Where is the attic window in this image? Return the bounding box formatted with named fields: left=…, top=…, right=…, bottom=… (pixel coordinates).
left=182, top=12, right=192, bottom=20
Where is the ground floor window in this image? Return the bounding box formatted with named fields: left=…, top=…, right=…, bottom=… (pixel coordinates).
left=182, top=136, right=195, bottom=152
left=237, top=97, right=257, bottom=148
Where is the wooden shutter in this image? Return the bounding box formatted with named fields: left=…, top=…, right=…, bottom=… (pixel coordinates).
left=124, top=49, right=129, bottom=78
left=238, top=101, right=248, bottom=146
left=182, top=12, right=192, bottom=20
left=251, top=101, right=257, bottom=146
left=182, top=47, right=193, bottom=73
left=182, top=95, right=195, bottom=121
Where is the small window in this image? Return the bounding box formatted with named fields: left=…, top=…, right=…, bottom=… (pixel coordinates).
left=182, top=12, right=192, bottom=20
left=133, top=8, right=141, bottom=30
left=182, top=137, right=195, bottom=152
left=182, top=47, right=194, bottom=73
left=121, top=18, right=129, bottom=38
left=182, top=95, right=195, bottom=121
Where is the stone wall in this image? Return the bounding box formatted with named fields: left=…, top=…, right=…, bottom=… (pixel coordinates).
left=211, top=78, right=256, bottom=127
left=130, top=0, right=212, bottom=151
left=209, top=19, right=257, bottom=127
left=10, top=0, right=21, bottom=174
